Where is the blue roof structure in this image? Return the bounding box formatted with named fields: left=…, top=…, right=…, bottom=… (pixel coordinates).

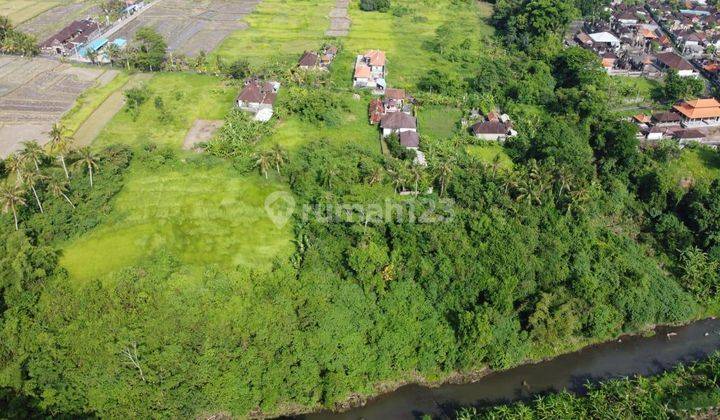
left=79, top=37, right=108, bottom=57
left=112, top=38, right=127, bottom=48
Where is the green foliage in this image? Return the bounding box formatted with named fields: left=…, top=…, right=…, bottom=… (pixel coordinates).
left=360, top=0, right=392, bottom=12
left=279, top=86, right=343, bottom=126
left=493, top=0, right=577, bottom=56
left=128, top=27, right=167, bottom=71
left=124, top=84, right=151, bottom=121
left=205, top=109, right=274, bottom=166
left=657, top=69, right=706, bottom=103
left=0, top=15, right=38, bottom=56
left=458, top=352, right=720, bottom=419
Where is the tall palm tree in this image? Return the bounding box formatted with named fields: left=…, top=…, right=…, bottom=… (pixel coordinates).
left=436, top=159, right=454, bottom=197
left=19, top=140, right=44, bottom=172
left=22, top=170, right=45, bottom=213
left=409, top=163, right=424, bottom=193
left=48, top=123, right=73, bottom=179
left=105, top=43, right=121, bottom=67
left=4, top=154, right=26, bottom=185
left=254, top=152, right=272, bottom=179
left=0, top=181, right=26, bottom=231
left=270, top=145, right=287, bottom=174
left=365, top=167, right=384, bottom=186
left=47, top=175, right=75, bottom=209
left=72, top=147, right=99, bottom=188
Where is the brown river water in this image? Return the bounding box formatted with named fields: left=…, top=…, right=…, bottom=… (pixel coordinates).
left=301, top=318, right=720, bottom=419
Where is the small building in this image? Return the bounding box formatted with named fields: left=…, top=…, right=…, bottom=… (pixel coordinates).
left=380, top=112, right=417, bottom=137
left=353, top=50, right=387, bottom=93
left=40, top=20, right=98, bottom=56
left=369, top=98, right=384, bottom=125
left=589, top=31, right=621, bottom=49
left=298, top=51, right=320, bottom=69
left=674, top=128, right=707, bottom=145
left=383, top=88, right=407, bottom=113
left=399, top=131, right=420, bottom=149
left=673, top=98, right=720, bottom=126
left=655, top=52, right=698, bottom=76
left=652, top=110, right=683, bottom=126
left=471, top=120, right=516, bottom=142
left=237, top=79, right=280, bottom=122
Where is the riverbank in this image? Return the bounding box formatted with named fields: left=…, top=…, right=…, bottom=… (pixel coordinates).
left=290, top=318, right=720, bottom=419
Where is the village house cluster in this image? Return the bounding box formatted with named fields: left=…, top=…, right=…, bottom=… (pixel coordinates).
left=467, top=110, right=517, bottom=142
left=633, top=98, right=720, bottom=145
left=297, top=45, right=339, bottom=71
left=572, top=2, right=700, bottom=77
left=647, top=0, right=720, bottom=81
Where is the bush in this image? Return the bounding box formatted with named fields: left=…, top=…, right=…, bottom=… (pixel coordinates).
left=360, top=0, right=391, bottom=12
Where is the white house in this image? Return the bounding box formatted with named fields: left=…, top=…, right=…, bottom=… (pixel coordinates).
left=589, top=32, right=621, bottom=50
left=237, top=80, right=280, bottom=122
left=471, top=120, right=516, bottom=142
left=353, top=50, right=387, bottom=92
left=380, top=112, right=416, bottom=137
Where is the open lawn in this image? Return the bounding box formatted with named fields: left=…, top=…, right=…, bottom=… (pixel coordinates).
left=467, top=143, right=514, bottom=171
left=0, top=0, right=60, bottom=24
left=268, top=91, right=381, bottom=155
left=212, top=0, right=335, bottom=66
left=329, top=0, right=494, bottom=89
left=418, top=105, right=461, bottom=138
left=610, top=76, right=661, bottom=117
left=664, top=146, right=720, bottom=186
left=60, top=162, right=294, bottom=283
left=94, top=73, right=236, bottom=149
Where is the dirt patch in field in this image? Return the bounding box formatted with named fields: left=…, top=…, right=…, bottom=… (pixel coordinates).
left=327, top=0, right=351, bottom=37
left=183, top=119, right=223, bottom=150
left=108, top=0, right=262, bottom=57
left=0, top=56, right=105, bottom=157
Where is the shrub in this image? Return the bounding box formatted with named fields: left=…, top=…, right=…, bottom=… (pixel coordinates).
left=360, top=0, right=391, bottom=12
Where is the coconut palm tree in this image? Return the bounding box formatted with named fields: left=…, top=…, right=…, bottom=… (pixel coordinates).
left=271, top=145, right=287, bottom=174
left=22, top=170, right=45, bottom=213
left=365, top=166, right=384, bottom=186
left=72, top=147, right=99, bottom=187
left=0, top=180, right=26, bottom=231
left=254, top=152, right=272, bottom=179
left=19, top=140, right=44, bottom=172
left=48, top=123, right=73, bottom=179
left=409, top=163, right=424, bottom=193
left=320, top=165, right=340, bottom=189
left=47, top=175, right=75, bottom=209
left=4, top=153, right=26, bottom=185
left=435, top=159, right=454, bottom=197
left=105, top=43, right=121, bottom=67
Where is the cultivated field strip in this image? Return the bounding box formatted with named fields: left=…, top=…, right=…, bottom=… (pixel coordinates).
left=0, top=56, right=106, bottom=157
left=108, top=0, right=262, bottom=57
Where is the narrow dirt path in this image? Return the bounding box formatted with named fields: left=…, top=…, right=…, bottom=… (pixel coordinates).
left=73, top=73, right=153, bottom=146
left=326, top=0, right=351, bottom=37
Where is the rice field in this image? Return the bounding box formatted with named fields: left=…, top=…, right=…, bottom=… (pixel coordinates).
left=0, top=0, right=60, bottom=24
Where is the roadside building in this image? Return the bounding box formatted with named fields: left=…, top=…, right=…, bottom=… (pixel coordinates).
left=40, top=20, right=99, bottom=56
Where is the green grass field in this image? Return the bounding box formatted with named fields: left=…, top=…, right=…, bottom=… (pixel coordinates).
left=0, top=0, right=60, bottom=24
left=60, top=163, right=294, bottom=283
left=467, top=143, right=514, bottom=171
left=61, top=72, right=131, bottom=134
left=268, top=91, right=381, bottom=155
left=664, top=147, right=720, bottom=186
left=328, top=1, right=494, bottom=89
left=418, top=105, right=461, bottom=138
left=94, top=73, right=236, bottom=149
left=212, top=0, right=335, bottom=66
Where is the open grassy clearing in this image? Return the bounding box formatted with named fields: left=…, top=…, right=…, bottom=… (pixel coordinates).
left=94, top=73, right=236, bottom=149
left=212, top=0, right=335, bottom=66
left=268, top=91, right=381, bottom=155
left=0, top=0, right=60, bottom=24
left=418, top=105, right=462, bottom=138
left=664, top=147, right=720, bottom=186
left=467, top=143, right=514, bottom=171
left=329, top=0, right=494, bottom=89
left=60, top=162, right=294, bottom=283
left=610, top=76, right=662, bottom=117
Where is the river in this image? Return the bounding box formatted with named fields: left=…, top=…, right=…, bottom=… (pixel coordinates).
left=302, top=318, right=720, bottom=419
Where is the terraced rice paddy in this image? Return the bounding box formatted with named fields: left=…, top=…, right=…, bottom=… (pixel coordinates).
left=107, top=0, right=261, bottom=57
left=0, top=56, right=109, bottom=157
left=16, top=1, right=98, bottom=42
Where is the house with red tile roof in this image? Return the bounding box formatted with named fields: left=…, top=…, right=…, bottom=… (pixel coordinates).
left=236, top=79, right=281, bottom=122
left=353, top=50, right=387, bottom=93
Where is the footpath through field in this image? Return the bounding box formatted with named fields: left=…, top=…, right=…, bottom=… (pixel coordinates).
left=326, top=0, right=351, bottom=37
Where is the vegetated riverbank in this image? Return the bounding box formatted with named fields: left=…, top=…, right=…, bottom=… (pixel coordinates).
left=297, top=317, right=720, bottom=419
